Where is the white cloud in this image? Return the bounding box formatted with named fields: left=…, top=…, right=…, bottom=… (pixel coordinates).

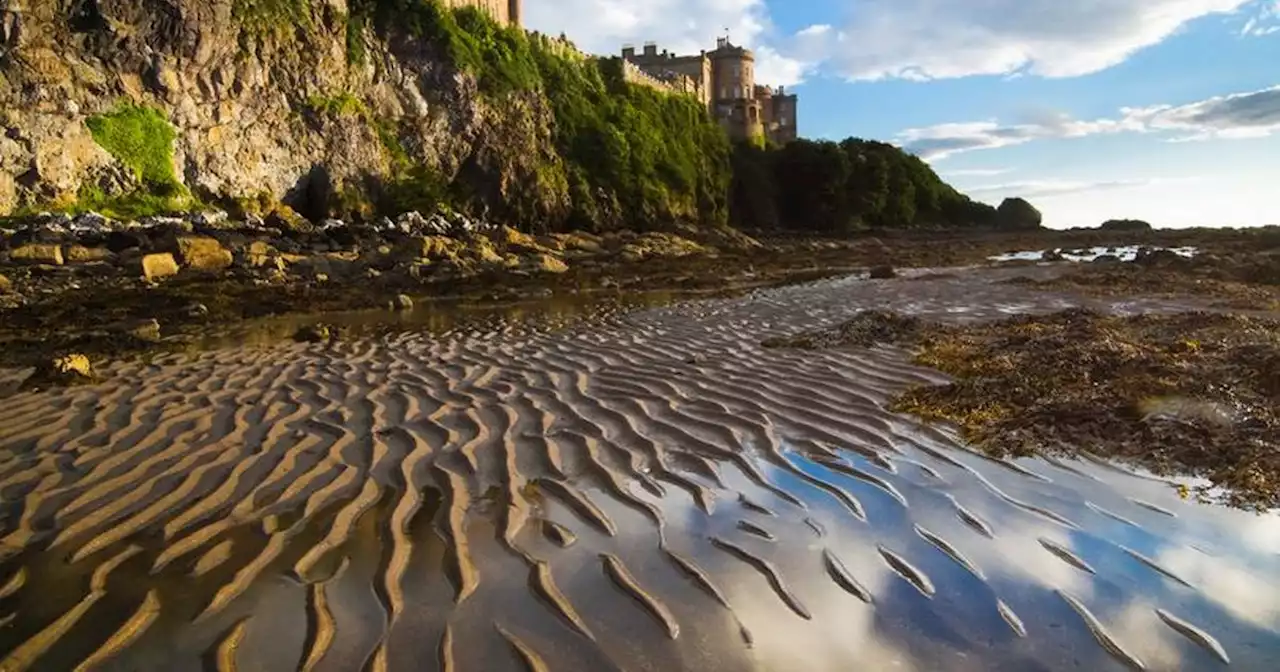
left=897, top=85, right=1280, bottom=160
left=524, top=0, right=818, bottom=86
left=525, top=1, right=1268, bottom=87
left=1241, top=0, right=1280, bottom=34
left=524, top=0, right=769, bottom=63
left=964, top=178, right=1162, bottom=199
left=824, top=0, right=1254, bottom=81
left=942, top=168, right=1013, bottom=178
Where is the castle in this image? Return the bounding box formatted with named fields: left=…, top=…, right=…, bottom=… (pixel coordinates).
left=434, top=4, right=796, bottom=144
left=622, top=38, right=798, bottom=145
left=442, top=0, right=523, bottom=26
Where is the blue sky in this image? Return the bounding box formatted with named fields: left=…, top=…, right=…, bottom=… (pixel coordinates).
left=527, top=1, right=1280, bottom=228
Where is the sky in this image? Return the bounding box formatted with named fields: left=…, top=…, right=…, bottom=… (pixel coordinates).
left=525, top=0, right=1280, bottom=229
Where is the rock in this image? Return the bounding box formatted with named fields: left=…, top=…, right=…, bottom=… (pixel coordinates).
left=0, top=273, right=9, bottom=293
left=141, top=253, right=180, bottom=281
left=554, top=232, right=605, bottom=255
left=409, top=235, right=466, bottom=262
left=185, top=303, right=209, bottom=318
left=293, top=324, right=332, bottom=343
left=22, top=354, right=93, bottom=389
left=390, top=294, right=414, bottom=311
left=619, top=233, right=710, bottom=263
left=267, top=205, right=312, bottom=232
left=9, top=244, right=64, bottom=265
left=1041, top=249, right=1065, bottom=262
left=1092, top=254, right=1121, bottom=265
left=193, top=211, right=230, bottom=228
left=466, top=236, right=504, bottom=265
left=996, top=198, right=1043, bottom=230
left=175, top=236, right=234, bottom=272
left=64, top=245, right=112, bottom=263
left=869, top=265, right=897, bottom=279
left=245, top=240, right=282, bottom=269
left=69, top=212, right=113, bottom=233
left=497, top=226, right=541, bottom=252
left=124, top=319, right=162, bottom=342
left=529, top=253, right=569, bottom=274
left=106, top=230, right=147, bottom=253
left=1135, top=247, right=1185, bottom=267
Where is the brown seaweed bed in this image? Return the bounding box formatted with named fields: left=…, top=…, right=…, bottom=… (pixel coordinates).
left=0, top=265, right=1278, bottom=671
left=769, top=308, right=1280, bottom=510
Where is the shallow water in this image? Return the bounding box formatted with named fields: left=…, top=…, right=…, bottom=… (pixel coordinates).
left=989, top=246, right=1197, bottom=263
left=0, top=267, right=1276, bottom=671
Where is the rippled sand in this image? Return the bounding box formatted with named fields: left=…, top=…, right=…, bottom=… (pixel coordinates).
left=1, top=268, right=1278, bottom=671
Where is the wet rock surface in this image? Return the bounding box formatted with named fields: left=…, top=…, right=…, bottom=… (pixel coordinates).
left=776, top=307, right=1280, bottom=510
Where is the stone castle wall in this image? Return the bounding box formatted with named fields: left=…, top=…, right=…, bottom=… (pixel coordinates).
left=442, top=0, right=522, bottom=26
left=618, top=60, right=700, bottom=99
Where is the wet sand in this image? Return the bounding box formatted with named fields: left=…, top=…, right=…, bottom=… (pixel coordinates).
left=0, top=266, right=1278, bottom=671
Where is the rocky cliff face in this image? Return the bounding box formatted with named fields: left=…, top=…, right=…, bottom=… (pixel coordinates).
left=0, top=0, right=567, bottom=223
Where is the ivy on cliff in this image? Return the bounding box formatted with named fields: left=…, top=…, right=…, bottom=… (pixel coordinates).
left=347, top=0, right=731, bottom=230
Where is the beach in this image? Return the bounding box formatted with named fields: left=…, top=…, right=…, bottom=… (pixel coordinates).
left=1, top=265, right=1277, bottom=670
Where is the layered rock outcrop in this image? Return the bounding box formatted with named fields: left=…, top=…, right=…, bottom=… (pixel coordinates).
left=0, top=0, right=565, bottom=223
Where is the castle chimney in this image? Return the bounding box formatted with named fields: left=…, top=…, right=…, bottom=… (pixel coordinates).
left=622, top=45, right=636, bottom=58
left=643, top=42, right=657, bottom=57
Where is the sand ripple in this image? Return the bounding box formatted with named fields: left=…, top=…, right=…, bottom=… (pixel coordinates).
left=1, top=269, right=1278, bottom=670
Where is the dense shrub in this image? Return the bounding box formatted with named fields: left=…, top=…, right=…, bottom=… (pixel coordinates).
left=1100, top=219, right=1153, bottom=232
left=729, top=138, right=999, bottom=233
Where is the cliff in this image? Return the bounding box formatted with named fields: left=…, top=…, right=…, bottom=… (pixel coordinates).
left=0, top=0, right=995, bottom=233
left=0, top=0, right=730, bottom=231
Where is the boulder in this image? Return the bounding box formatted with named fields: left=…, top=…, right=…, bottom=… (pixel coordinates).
left=1135, top=247, right=1185, bottom=268
left=869, top=265, right=897, bottom=279
left=407, top=235, right=466, bottom=262
left=121, top=319, right=162, bottom=342
left=390, top=294, right=414, bottom=311
left=619, top=233, right=710, bottom=263
left=22, top=354, right=93, bottom=389
left=141, top=253, right=180, bottom=281
left=497, top=226, right=542, bottom=253
left=175, top=237, right=233, bottom=272
left=9, top=244, right=63, bottom=266
left=995, top=198, right=1043, bottom=230
left=65, top=245, right=113, bottom=263
left=0, top=273, right=9, bottom=293
left=466, top=236, right=504, bottom=265
left=106, top=230, right=147, bottom=253
left=1041, top=249, right=1065, bottom=262
left=244, top=241, right=285, bottom=270
left=267, top=205, right=312, bottom=232
left=553, top=232, right=605, bottom=255
left=1092, top=254, right=1121, bottom=265
left=529, top=253, right=569, bottom=274
left=293, top=324, right=332, bottom=343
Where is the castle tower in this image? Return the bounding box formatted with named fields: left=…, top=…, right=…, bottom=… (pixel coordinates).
left=709, top=38, right=763, bottom=142
left=508, top=0, right=522, bottom=26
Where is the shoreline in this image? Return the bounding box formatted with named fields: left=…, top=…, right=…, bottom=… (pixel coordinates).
left=4, top=212, right=1275, bottom=371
